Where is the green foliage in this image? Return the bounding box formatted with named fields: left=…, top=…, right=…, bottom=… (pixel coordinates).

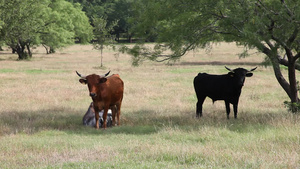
left=0, top=0, right=93, bottom=58
left=41, top=0, right=93, bottom=53
left=284, top=81, right=300, bottom=113
left=129, top=0, right=300, bottom=63
left=130, top=0, right=223, bottom=55
left=93, top=17, right=117, bottom=45
left=67, top=0, right=134, bottom=41
left=284, top=101, right=300, bottom=113
left=93, top=17, right=118, bottom=67
left=119, top=44, right=168, bottom=66
left=0, top=0, right=49, bottom=59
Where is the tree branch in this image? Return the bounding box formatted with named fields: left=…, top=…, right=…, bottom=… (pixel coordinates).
left=281, top=0, right=294, bottom=17
left=295, top=53, right=300, bottom=60
left=287, top=28, right=299, bottom=47
left=154, top=43, right=194, bottom=62
left=278, top=57, right=300, bottom=71
left=261, top=41, right=300, bottom=71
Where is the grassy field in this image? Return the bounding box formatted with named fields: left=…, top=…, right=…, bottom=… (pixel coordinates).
left=0, top=43, right=299, bottom=168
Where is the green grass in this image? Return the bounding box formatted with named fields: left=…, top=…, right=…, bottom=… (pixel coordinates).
left=0, top=68, right=16, bottom=73
left=0, top=43, right=299, bottom=168
left=0, top=68, right=67, bottom=74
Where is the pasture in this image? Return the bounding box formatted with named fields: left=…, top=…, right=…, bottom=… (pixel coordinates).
left=0, top=43, right=299, bottom=168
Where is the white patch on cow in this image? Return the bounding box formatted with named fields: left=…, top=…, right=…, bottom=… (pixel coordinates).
left=99, top=109, right=112, bottom=117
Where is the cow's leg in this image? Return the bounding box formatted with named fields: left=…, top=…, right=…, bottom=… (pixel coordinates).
left=233, top=104, right=238, bottom=119
left=116, top=102, right=122, bottom=126
left=102, top=106, right=109, bottom=129
left=225, top=101, right=230, bottom=119
left=94, top=106, right=100, bottom=129
left=110, top=105, right=117, bottom=126
left=196, top=96, right=205, bottom=118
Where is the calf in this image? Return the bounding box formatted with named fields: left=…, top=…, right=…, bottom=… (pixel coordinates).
left=82, top=102, right=113, bottom=127
left=193, top=66, right=256, bottom=119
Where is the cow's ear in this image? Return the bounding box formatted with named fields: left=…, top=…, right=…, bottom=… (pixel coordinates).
left=246, top=72, right=253, bottom=77
left=79, top=79, right=87, bottom=84
left=228, top=72, right=235, bottom=77
left=99, top=78, right=107, bottom=83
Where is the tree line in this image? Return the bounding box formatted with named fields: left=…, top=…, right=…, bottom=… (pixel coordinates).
left=0, top=0, right=137, bottom=60
left=0, top=0, right=94, bottom=59
left=0, top=0, right=299, bottom=111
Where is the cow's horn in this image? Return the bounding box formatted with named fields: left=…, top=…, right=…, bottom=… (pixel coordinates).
left=100, top=70, right=110, bottom=78
left=249, top=67, right=257, bottom=72
left=76, top=71, right=86, bottom=79
left=104, top=70, right=110, bottom=77
left=225, top=66, right=233, bottom=72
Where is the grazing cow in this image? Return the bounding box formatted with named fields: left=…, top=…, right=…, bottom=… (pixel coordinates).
left=77, top=71, right=124, bottom=129
left=193, top=66, right=256, bottom=119
left=82, top=102, right=113, bottom=127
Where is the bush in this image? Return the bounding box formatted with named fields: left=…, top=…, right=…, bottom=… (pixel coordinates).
left=284, top=101, right=300, bottom=113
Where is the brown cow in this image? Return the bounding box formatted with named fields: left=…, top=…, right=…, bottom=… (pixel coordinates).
left=76, top=71, right=124, bottom=129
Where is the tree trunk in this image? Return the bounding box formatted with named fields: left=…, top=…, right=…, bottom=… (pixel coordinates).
left=26, top=44, right=32, bottom=58
left=269, top=54, right=292, bottom=98
left=49, top=47, right=55, bottom=54
left=286, top=47, right=300, bottom=105
left=15, top=42, right=30, bottom=60
left=42, top=44, right=49, bottom=54
left=286, top=60, right=300, bottom=112
left=100, top=44, right=103, bottom=67
left=267, top=50, right=300, bottom=112
left=16, top=49, right=29, bottom=60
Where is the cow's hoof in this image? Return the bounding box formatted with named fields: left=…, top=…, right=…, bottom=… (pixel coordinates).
left=196, top=114, right=202, bottom=118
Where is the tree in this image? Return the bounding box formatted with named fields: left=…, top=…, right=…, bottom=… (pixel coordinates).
left=128, top=0, right=300, bottom=112
left=93, top=17, right=117, bottom=67
left=41, top=0, right=93, bottom=54
left=0, top=0, right=49, bottom=59
left=67, top=0, right=135, bottom=42
left=108, top=0, right=135, bottom=42
left=0, top=0, right=93, bottom=59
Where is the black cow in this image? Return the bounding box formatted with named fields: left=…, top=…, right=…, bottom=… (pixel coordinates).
left=193, top=66, right=256, bottom=119
left=83, top=102, right=113, bottom=127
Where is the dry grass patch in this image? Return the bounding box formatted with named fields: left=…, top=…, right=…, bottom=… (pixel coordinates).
left=0, top=43, right=299, bottom=168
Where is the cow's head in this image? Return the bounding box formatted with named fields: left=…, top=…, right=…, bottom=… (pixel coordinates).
left=225, top=66, right=256, bottom=87
left=76, top=71, right=110, bottom=98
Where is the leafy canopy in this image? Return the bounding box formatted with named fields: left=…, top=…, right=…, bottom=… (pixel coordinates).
left=0, top=0, right=93, bottom=58
left=129, top=0, right=300, bottom=64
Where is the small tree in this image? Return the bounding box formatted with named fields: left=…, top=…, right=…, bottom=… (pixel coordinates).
left=93, top=17, right=117, bottom=67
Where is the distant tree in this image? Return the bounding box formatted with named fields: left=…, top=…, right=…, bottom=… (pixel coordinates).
left=66, top=0, right=114, bottom=23
left=0, top=0, right=48, bottom=59
left=0, top=0, right=93, bottom=59
left=67, top=0, right=134, bottom=42
left=41, top=0, right=93, bottom=54
left=127, top=0, right=300, bottom=112
left=109, top=0, right=135, bottom=42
